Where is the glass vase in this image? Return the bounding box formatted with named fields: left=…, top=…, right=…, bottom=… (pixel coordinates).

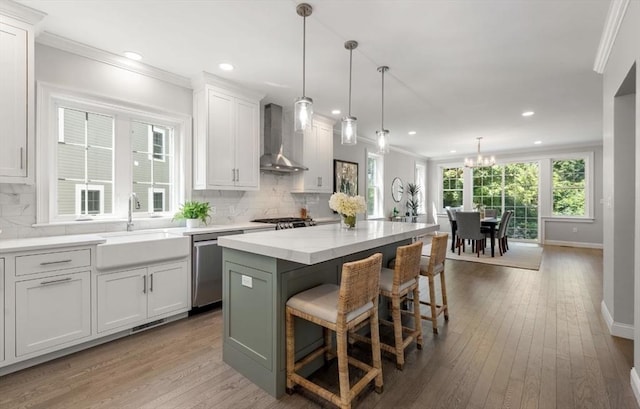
left=341, top=214, right=356, bottom=230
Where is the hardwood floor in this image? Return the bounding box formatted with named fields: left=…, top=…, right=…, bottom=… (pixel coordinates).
left=0, top=245, right=637, bottom=409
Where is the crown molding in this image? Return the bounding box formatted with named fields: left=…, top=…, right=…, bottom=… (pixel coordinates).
left=0, top=0, right=46, bottom=25
left=192, top=71, right=265, bottom=101
left=593, top=0, right=630, bottom=74
left=36, top=31, right=192, bottom=89
left=357, top=135, right=429, bottom=160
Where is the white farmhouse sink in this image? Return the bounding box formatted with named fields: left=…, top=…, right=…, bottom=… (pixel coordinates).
left=96, top=230, right=190, bottom=270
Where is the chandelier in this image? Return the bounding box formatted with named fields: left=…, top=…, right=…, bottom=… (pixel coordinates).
left=464, top=137, right=495, bottom=168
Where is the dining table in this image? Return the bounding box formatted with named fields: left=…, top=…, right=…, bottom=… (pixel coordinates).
left=481, top=217, right=500, bottom=257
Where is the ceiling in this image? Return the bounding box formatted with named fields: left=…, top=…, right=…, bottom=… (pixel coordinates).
left=17, top=0, right=609, bottom=159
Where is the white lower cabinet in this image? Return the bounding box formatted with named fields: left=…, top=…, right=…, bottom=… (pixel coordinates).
left=15, top=271, right=91, bottom=356
left=97, top=261, right=189, bottom=333
left=97, top=268, right=147, bottom=333
left=147, top=262, right=190, bottom=318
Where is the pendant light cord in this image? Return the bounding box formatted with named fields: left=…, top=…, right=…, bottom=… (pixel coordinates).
left=302, top=15, right=306, bottom=97
left=348, top=48, right=353, bottom=116
left=381, top=68, right=385, bottom=129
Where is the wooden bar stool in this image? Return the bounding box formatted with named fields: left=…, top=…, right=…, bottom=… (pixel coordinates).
left=285, top=253, right=384, bottom=409
left=419, top=233, right=449, bottom=334
left=353, top=241, right=423, bottom=370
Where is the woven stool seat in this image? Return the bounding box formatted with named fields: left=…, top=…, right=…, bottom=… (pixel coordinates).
left=286, top=253, right=384, bottom=409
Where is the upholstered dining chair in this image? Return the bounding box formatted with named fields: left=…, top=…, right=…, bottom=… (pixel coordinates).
left=455, top=211, right=486, bottom=257
left=499, top=210, right=514, bottom=254
left=445, top=206, right=458, bottom=252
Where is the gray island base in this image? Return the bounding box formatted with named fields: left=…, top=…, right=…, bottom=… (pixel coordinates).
left=218, top=221, right=438, bottom=398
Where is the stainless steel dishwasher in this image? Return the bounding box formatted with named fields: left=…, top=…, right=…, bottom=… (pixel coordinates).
left=192, top=230, right=243, bottom=308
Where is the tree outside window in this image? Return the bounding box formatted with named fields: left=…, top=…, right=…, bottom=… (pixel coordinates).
left=552, top=159, right=585, bottom=216
left=442, top=167, right=463, bottom=208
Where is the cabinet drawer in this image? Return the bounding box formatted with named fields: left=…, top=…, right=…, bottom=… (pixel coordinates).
left=15, top=249, right=91, bottom=276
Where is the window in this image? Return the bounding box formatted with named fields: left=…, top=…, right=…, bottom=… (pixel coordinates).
left=367, top=152, right=384, bottom=218
left=442, top=167, right=463, bottom=209
left=57, top=107, right=113, bottom=218
left=37, top=84, right=187, bottom=224
left=415, top=162, right=426, bottom=214
left=151, top=127, right=165, bottom=161
left=472, top=163, right=539, bottom=240
left=75, top=184, right=105, bottom=216
left=552, top=158, right=586, bottom=216
left=149, top=188, right=166, bottom=213
left=133, top=121, right=173, bottom=215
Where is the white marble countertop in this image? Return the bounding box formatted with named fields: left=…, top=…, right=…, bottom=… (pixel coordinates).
left=218, top=220, right=439, bottom=265
left=165, top=222, right=275, bottom=236
left=0, top=234, right=107, bottom=253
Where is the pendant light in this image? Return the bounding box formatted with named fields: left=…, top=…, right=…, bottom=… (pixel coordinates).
left=376, top=66, right=390, bottom=154
left=294, top=3, right=313, bottom=133
left=341, top=40, right=358, bottom=145
left=464, top=137, right=496, bottom=168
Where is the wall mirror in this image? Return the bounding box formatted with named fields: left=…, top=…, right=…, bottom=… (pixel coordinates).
left=391, top=177, right=404, bottom=202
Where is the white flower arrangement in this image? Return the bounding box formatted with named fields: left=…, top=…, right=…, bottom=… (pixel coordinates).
left=329, top=192, right=366, bottom=217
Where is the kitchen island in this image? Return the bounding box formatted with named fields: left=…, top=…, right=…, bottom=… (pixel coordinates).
left=218, top=220, right=438, bottom=397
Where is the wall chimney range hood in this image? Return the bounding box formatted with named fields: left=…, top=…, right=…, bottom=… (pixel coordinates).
left=260, top=103, right=308, bottom=173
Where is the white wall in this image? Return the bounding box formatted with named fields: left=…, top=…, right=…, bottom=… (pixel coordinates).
left=597, top=0, right=640, bottom=400
left=332, top=135, right=428, bottom=221
left=427, top=145, right=604, bottom=246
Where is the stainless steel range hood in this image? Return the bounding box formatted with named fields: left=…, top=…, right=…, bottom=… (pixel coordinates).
left=260, top=103, right=308, bottom=173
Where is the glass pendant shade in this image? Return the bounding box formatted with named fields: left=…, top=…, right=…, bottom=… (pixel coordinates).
left=294, top=96, right=313, bottom=132
left=341, top=40, right=358, bottom=145
left=377, top=129, right=389, bottom=154
left=341, top=116, right=357, bottom=145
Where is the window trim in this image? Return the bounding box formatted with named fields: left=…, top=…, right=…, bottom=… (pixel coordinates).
left=415, top=161, right=427, bottom=215
left=36, top=82, right=191, bottom=225
left=438, top=164, right=465, bottom=211
left=549, top=151, right=594, bottom=220
left=75, top=184, right=105, bottom=216
left=366, top=150, right=384, bottom=219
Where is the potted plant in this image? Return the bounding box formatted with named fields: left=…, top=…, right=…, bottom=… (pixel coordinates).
left=406, top=183, right=421, bottom=221
left=174, top=201, right=212, bottom=228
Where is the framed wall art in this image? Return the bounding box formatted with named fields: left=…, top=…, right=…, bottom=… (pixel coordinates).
left=334, top=159, right=358, bottom=196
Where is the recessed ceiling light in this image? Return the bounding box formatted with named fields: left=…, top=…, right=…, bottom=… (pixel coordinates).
left=123, top=51, right=142, bottom=61
left=534, top=140, right=542, bottom=145
left=218, top=63, right=234, bottom=71
left=331, top=109, right=341, bottom=115
left=522, top=111, right=535, bottom=117
left=450, top=150, right=457, bottom=153
left=408, top=131, right=417, bottom=135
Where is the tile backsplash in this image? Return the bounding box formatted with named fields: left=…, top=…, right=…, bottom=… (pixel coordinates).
left=0, top=174, right=333, bottom=240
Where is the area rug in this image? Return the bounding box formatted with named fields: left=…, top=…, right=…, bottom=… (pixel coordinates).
left=423, top=240, right=543, bottom=271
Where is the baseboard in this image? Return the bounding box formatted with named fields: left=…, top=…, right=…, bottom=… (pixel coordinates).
left=544, top=240, right=603, bottom=249
left=631, top=368, right=640, bottom=407
left=601, top=300, right=634, bottom=339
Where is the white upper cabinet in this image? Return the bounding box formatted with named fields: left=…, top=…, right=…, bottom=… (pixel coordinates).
left=193, top=73, right=263, bottom=190
left=292, top=115, right=335, bottom=193
left=0, top=6, right=44, bottom=183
